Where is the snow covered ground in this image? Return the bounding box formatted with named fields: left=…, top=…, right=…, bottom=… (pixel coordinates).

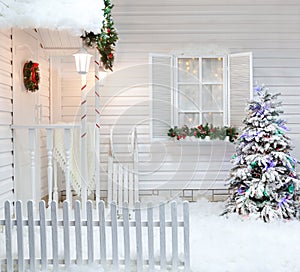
left=2, top=199, right=300, bottom=272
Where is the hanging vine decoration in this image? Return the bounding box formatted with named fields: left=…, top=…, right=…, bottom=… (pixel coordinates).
left=23, top=61, right=40, bottom=92
left=81, top=0, right=119, bottom=71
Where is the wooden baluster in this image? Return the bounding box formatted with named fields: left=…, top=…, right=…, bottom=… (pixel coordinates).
left=28, top=128, right=36, bottom=203
left=133, top=128, right=139, bottom=203
left=64, top=128, right=71, bottom=204
left=46, top=128, right=54, bottom=206
left=53, top=162, right=58, bottom=203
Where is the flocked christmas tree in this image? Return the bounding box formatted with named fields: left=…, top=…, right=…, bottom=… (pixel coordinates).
left=223, top=85, right=300, bottom=221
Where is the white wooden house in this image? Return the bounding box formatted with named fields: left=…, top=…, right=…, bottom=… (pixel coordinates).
left=0, top=0, right=300, bottom=210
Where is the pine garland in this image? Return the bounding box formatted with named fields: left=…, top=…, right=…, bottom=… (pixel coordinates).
left=23, top=61, right=40, bottom=92
left=81, top=0, right=118, bottom=71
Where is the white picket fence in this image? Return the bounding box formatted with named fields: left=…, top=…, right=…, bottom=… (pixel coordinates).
left=0, top=200, right=190, bottom=272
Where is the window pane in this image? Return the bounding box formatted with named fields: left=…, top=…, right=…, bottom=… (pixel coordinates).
left=202, top=84, right=223, bottom=111
left=179, top=113, right=199, bottom=126
left=178, top=84, right=199, bottom=111
left=178, top=58, right=199, bottom=82
left=202, top=112, right=223, bottom=126
left=202, top=58, right=223, bottom=83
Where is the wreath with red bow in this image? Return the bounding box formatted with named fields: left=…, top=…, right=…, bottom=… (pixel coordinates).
left=23, top=61, right=40, bottom=92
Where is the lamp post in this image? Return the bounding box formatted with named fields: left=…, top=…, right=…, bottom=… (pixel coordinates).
left=73, top=47, right=92, bottom=210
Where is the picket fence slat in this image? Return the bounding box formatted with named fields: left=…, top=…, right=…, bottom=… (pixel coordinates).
left=98, top=201, right=107, bottom=267
left=87, top=200, right=94, bottom=264
left=51, top=201, right=59, bottom=271
left=27, top=201, right=36, bottom=272
left=147, top=203, right=155, bottom=271
left=16, top=201, right=24, bottom=272
left=111, top=202, right=119, bottom=270
left=135, top=202, right=143, bottom=271
left=74, top=201, right=83, bottom=265
left=39, top=201, right=47, bottom=272
left=123, top=202, right=130, bottom=272
left=183, top=201, right=191, bottom=272
left=63, top=201, right=70, bottom=267
left=5, top=201, right=12, bottom=272
left=171, top=201, right=179, bottom=271
left=159, top=202, right=167, bottom=270
left=1, top=200, right=190, bottom=272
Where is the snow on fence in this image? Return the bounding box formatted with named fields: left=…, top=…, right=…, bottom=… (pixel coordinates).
left=0, top=200, right=190, bottom=272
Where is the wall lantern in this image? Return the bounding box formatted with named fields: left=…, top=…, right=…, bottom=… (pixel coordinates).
left=73, top=47, right=92, bottom=75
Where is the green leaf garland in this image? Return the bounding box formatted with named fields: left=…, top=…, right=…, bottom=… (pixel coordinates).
left=81, top=0, right=119, bottom=71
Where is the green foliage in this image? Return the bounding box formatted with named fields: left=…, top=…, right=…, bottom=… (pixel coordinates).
left=81, top=0, right=118, bottom=71
left=168, top=124, right=238, bottom=141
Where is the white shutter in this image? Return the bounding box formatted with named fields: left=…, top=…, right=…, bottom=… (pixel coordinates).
left=228, top=52, right=253, bottom=128
left=150, top=54, right=173, bottom=139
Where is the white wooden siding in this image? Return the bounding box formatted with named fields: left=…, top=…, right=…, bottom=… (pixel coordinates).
left=55, top=0, right=300, bottom=200
left=0, top=29, right=13, bottom=208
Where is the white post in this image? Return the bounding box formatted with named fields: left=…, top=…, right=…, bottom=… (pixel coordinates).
left=81, top=74, right=88, bottom=213
left=94, top=52, right=101, bottom=204
left=53, top=162, right=58, bottom=203
left=28, top=128, right=36, bottom=203
left=46, top=128, right=54, bottom=206
left=64, top=128, right=72, bottom=204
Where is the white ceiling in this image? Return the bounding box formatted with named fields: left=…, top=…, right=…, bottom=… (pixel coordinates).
left=37, top=28, right=82, bottom=55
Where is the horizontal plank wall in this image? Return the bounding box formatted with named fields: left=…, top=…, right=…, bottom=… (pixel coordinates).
left=0, top=29, right=14, bottom=208
left=59, top=0, right=300, bottom=201
left=112, top=0, right=300, bottom=201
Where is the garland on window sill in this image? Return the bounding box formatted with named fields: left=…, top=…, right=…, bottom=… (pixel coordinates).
left=168, top=124, right=238, bottom=142
left=23, top=61, right=40, bottom=92
left=81, top=0, right=118, bottom=71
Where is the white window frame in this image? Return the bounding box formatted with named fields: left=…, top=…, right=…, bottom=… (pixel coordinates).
left=173, top=55, right=229, bottom=127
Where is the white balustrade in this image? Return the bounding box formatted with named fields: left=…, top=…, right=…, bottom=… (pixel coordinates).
left=12, top=124, right=84, bottom=207
left=107, top=127, right=139, bottom=210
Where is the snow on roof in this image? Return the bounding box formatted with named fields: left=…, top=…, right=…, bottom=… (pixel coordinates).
left=0, top=0, right=104, bottom=34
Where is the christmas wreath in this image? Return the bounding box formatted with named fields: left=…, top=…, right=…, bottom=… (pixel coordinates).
left=23, top=61, right=40, bottom=92
left=81, top=0, right=118, bottom=71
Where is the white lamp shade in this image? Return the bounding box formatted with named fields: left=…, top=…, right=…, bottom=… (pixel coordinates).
left=73, top=47, right=92, bottom=74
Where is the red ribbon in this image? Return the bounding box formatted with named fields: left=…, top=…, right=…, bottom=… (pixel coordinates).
left=31, top=63, right=38, bottom=83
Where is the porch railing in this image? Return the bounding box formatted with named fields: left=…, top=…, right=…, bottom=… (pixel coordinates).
left=11, top=124, right=92, bottom=206
left=107, top=127, right=139, bottom=209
